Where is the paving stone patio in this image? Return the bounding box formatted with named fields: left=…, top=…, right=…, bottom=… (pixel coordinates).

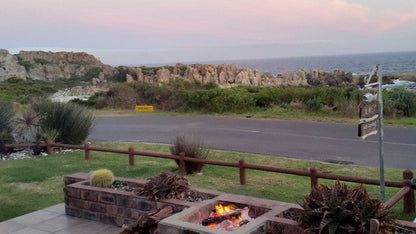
left=0, top=203, right=120, bottom=234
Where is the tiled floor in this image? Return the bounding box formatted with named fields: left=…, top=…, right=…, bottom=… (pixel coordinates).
left=0, top=204, right=120, bottom=234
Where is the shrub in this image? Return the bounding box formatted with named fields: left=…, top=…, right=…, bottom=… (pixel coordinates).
left=12, top=112, right=40, bottom=144
left=0, top=102, right=14, bottom=133
left=105, top=84, right=137, bottom=109
left=296, top=181, right=398, bottom=234
left=334, top=98, right=358, bottom=117
left=383, top=89, right=416, bottom=118
left=170, top=135, right=209, bottom=174
left=33, top=102, right=94, bottom=144
left=211, top=89, right=255, bottom=113
left=304, top=97, right=323, bottom=112
left=84, top=67, right=103, bottom=80
left=90, top=169, right=114, bottom=187
left=18, top=60, right=33, bottom=70
left=39, top=127, right=59, bottom=142
left=253, top=89, right=276, bottom=108
left=0, top=102, right=14, bottom=143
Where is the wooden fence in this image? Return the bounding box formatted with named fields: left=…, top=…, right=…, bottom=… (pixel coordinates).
left=4, top=141, right=415, bottom=213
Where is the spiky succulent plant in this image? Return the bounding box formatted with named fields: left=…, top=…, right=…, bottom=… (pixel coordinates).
left=296, top=181, right=399, bottom=234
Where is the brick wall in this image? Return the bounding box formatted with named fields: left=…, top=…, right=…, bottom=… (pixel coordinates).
left=64, top=174, right=190, bottom=227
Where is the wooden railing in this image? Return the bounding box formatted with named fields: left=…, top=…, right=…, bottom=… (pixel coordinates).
left=4, top=142, right=415, bottom=213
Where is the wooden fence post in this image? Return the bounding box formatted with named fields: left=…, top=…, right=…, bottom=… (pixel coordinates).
left=179, top=152, right=186, bottom=174
left=239, top=159, right=246, bottom=185
left=128, top=147, right=135, bottom=166
left=310, top=167, right=318, bottom=191
left=84, top=142, right=90, bottom=161
left=46, top=140, right=54, bottom=155
left=403, top=169, right=414, bottom=213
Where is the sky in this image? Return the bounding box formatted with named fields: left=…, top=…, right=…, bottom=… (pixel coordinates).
left=1, top=0, right=416, bottom=65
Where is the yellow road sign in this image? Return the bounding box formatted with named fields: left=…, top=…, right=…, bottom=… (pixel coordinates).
left=135, top=106, right=154, bottom=112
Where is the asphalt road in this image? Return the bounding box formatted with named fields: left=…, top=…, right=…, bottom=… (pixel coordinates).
left=89, top=116, right=416, bottom=169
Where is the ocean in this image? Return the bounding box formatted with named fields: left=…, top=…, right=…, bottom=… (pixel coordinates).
left=187, top=51, right=416, bottom=76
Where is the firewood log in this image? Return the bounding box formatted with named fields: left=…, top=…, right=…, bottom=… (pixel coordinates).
left=201, top=210, right=242, bottom=226
left=147, top=206, right=173, bottom=226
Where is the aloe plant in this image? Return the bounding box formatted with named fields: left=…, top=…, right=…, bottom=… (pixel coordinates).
left=296, top=181, right=399, bottom=234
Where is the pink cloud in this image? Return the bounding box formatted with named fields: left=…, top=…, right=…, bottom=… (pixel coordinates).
left=1, top=0, right=415, bottom=47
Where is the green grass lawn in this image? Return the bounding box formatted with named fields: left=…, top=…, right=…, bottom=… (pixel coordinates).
left=0, top=142, right=414, bottom=222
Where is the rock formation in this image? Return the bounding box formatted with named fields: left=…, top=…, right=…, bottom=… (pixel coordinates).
left=0, top=49, right=117, bottom=82
left=124, top=63, right=352, bottom=88
left=0, top=49, right=27, bottom=81
left=0, top=49, right=354, bottom=88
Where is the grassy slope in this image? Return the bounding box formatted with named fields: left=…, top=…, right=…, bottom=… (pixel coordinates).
left=0, top=142, right=414, bottom=222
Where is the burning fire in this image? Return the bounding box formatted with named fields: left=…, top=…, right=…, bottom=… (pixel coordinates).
left=202, top=204, right=253, bottom=231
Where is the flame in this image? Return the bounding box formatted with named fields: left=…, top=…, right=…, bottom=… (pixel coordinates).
left=212, top=204, right=236, bottom=216
left=205, top=204, right=252, bottom=231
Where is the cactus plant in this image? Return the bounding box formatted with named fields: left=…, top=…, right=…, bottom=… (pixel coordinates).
left=90, top=169, right=114, bottom=187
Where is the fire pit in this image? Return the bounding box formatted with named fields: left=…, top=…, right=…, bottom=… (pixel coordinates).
left=202, top=203, right=252, bottom=231
left=158, top=194, right=302, bottom=233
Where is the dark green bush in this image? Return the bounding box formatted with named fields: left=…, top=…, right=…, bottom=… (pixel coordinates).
left=304, top=97, right=323, bottom=112
left=211, top=89, right=255, bottom=113
left=93, top=80, right=416, bottom=119
left=170, top=135, right=209, bottom=174
left=253, top=89, right=276, bottom=108
left=18, top=60, right=33, bottom=70
left=297, top=182, right=398, bottom=234
left=33, top=102, right=94, bottom=144
left=0, top=78, right=57, bottom=103
left=34, top=58, right=50, bottom=65
left=0, top=102, right=14, bottom=142
left=84, top=67, right=103, bottom=80
left=383, top=89, right=416, bottom=117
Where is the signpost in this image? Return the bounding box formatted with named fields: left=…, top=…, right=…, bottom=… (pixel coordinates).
left=359, top=64, right=385, bottom=201
left=135, top=106, right=154, bottom=112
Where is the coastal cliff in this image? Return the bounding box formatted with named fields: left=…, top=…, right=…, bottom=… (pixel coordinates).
left=0, top=49, right=117, bottom=82
left=0, top=49, right=353, bottom=87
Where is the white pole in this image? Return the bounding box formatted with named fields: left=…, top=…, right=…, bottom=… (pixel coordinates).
left=377, top=64, right=385, bottom=201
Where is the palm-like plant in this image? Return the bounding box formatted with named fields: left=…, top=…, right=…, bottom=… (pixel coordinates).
left=12, top=112, right=40, bottom=144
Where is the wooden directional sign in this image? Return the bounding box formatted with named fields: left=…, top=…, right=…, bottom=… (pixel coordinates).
left=358, top=117, right=378, bottom=139
left=360, top=102, right=378, bottom=118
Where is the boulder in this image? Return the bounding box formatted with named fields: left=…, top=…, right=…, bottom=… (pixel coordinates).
left=126, top=74, right=135, bottom=83
left=0, top=49, right=27, bottom=81
left=156, top=68, right=171, bottom=82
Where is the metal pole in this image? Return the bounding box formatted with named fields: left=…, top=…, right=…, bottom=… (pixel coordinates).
left=377, top=64, right=385, bottom=201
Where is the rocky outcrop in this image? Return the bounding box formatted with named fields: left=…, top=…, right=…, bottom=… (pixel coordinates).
left=0, top=49, right=354, bottom=88
left=0, top=49, right=117, bottom=82
left=307, top=69, right=352, bottom=87
left=125, top=63, right=352, bottom=88
left=0, top=49, right=27, bottom=81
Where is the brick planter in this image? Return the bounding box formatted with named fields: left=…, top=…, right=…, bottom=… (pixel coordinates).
left=64, top=173, right=221, bottom=227
left=64, top=173, right=416, bottom=234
